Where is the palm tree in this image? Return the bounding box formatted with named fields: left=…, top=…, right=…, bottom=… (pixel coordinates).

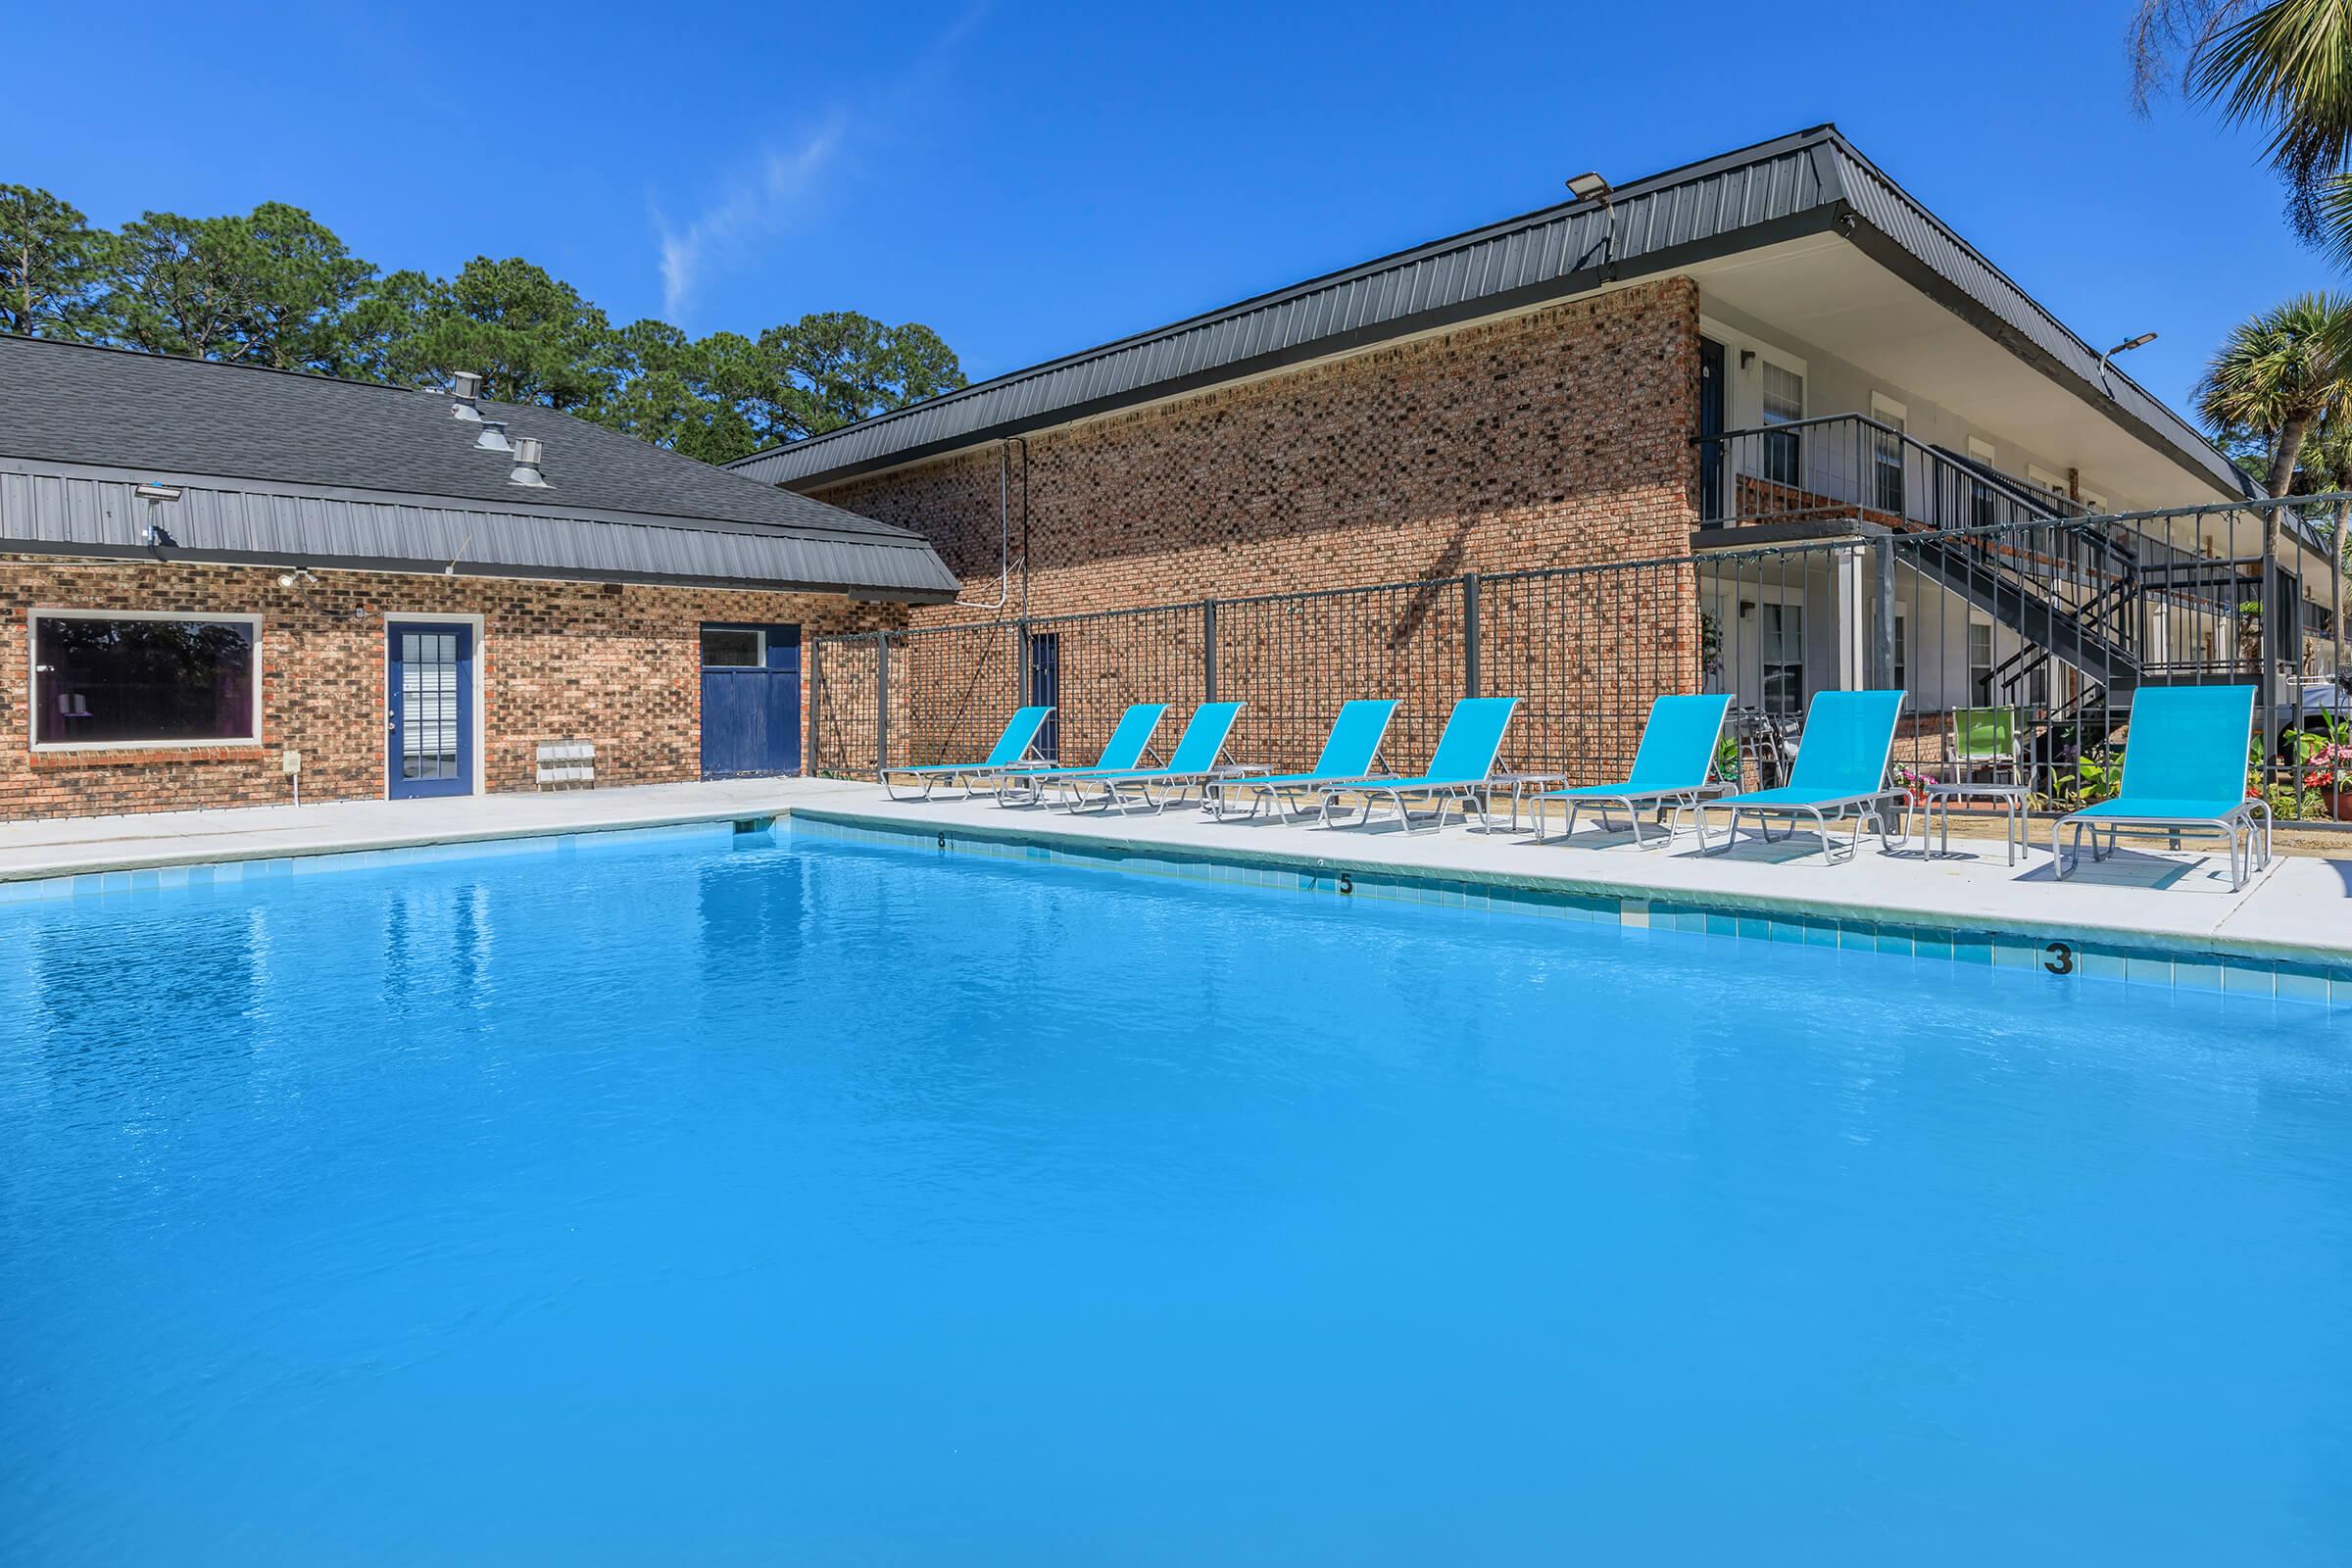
left=2199, top=294, right=2352, bottom=610
left=2300, top=413, right=2352, bottom=669
left=2199, top=293, right=2352, bottom=496
left=2132, top=1, right=2352, bottom=258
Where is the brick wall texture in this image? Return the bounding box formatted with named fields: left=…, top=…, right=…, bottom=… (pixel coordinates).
left=0, top=556, right=896, bottom=822
left=807, top=279, right=1705, bottom=781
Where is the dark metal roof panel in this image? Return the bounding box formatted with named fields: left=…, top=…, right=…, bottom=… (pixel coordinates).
left=0, top=333, right=926, bottom=539
left=732, top=125, right=2246, bottom=505
left=0, top=460, right=962, bottom=598
left=0, top=334, right=963, bottom=596
left=731, top=128, right=1844, bottom=487
left=1823, top=139, right=2248, bottom=499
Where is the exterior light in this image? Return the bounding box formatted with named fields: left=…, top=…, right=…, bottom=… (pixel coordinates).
left=1566, top=172, right=1611, bottom=202
left=133, top=481, right=182, bottom=502
left=2093, top=331, right=2158, bottom=394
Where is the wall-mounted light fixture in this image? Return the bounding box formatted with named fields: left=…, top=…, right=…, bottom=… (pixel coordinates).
left=1566, top=172, right=1617, bottom=279
left=2094, top=331, right=2157, bottom=393
left=132, top=481, right=183, bottom=502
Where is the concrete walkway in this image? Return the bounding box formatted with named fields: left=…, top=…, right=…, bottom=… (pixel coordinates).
left=0, top=778, right=865, bottom=883
left=790, top=786, right=2352, bottom=966
left=3, top=777, right=2345, bottom=964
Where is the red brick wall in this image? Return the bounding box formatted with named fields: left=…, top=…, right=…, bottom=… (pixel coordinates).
left=0, top=556, right=898, bottom=821
left=815, top=278, right=1701, bottom=617
left=802, top=279, right=1704, bottom=781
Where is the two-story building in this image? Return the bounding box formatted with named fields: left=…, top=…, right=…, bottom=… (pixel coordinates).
left=730, top=125, right=2321, bottom=781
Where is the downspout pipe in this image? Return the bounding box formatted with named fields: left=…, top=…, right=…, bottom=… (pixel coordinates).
left=958, top=438, right=1017, bottom=612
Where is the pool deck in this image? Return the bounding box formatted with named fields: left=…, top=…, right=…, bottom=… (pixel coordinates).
left=3, top=777, right=2346, bottom=965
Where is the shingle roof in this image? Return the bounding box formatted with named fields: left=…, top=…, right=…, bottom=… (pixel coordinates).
left=728, top=125, right=2250, bottom=505
left=0, top=335, right=961, bottom=598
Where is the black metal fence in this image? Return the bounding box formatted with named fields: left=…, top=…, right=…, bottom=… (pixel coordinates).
left=810, top=496, right=2352, bottom=820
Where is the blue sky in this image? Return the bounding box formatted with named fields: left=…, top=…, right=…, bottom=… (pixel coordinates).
left=0, top=0, right=2328, bottom=415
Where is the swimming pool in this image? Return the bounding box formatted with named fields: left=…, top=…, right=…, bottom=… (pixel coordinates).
left=3, top=822, right=2348, bottom=1563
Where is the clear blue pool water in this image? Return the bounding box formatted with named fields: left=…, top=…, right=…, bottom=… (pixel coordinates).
left=4, top=825, right=2351, bottom=1564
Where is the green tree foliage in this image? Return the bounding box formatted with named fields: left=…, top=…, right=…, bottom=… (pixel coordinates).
left=591, top=312, right=968, bottom=462
left=2132, top=0, right=2352, bottom=261
left=0, top=184, right=109, bottom=337
left=10, top=181, right=968, bottom=463
left=100, top=203, right=377, bottom=370
left=2198, top=291, right=2352, bottom=589
left=752, top=313, right=967, bottom=441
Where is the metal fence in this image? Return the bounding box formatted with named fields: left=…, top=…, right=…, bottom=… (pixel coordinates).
left=809, top=495, right=2352, bottom=820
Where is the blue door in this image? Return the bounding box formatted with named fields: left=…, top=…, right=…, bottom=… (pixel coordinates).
left=700, top=624, right=802, bottom=778
left=1027, top=631, right=1060, bottom=761
left=387, top=621, right=473, bottom=799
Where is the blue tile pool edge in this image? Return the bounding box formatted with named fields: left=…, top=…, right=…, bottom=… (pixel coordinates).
left=0, top=815, right=776, bottom=906
left=784, top=808, right=2352, bottom=1008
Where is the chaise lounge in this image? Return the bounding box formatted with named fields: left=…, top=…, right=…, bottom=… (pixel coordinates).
left=1530, top=693, right=1733, bottom=848
left=879, top=705, right=1054, bottom=802
left=1694, top=689, right=1907, bottom=863
left=1316, top=696, right=1519, bottom=835
left=2052, top=684, right=2270, bottom=892
left=1202, top=699, right=1398, bottom=822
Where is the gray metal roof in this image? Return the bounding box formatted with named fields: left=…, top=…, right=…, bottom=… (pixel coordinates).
left=0, top=335, right=961, bottom=598
left=730, top=125, right=2250, bottom=504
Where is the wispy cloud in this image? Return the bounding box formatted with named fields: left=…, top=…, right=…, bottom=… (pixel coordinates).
left=655, top=115, right=846, bottom=322
left=650, top=2, right=988, bottom=324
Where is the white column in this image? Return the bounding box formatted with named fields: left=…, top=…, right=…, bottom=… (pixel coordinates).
left=1837, top=544, right=1866, bottom=690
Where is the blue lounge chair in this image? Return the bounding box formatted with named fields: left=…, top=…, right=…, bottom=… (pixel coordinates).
left=993, top=703, right=1168, bottom=806
left=1317, top=697, right=1519, bottom=834
left=1532, top=693, right=1733, bottom=848
left=2053, top=684, right=2270, bottom=892
left=1056, top=702, right=1249, bottom=813
left=1204, top=699, right=1399, bottom=821
left=879, top=706, right=1054, bottom=801
left=1695, top=690, right=1907, bottom=862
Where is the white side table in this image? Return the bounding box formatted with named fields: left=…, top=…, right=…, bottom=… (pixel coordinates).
left=1919, top=779, right=2032, bottom=865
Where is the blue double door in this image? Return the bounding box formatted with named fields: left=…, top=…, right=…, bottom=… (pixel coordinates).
left=700, top=623, right=802, bottom=778
left=387, top=621, right=474, bottom=800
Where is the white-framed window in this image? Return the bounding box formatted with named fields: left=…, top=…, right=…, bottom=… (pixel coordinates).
left=700, top=626, right=766, bottom=668
left=1760, top=361, right=1805, bottom=485
left=29, top=610, right=262, bottom=751
left=1965, top=436, right=2001, bottom=525
left=1870, top=393, right=1908, bottom=515
left=1761, top=602, right=1805, bottom=716
left=1968, top=618, right=1995, bottom=706
left=2027, top=464, right=2070, bottom=502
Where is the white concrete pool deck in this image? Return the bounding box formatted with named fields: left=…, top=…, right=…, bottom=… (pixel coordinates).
left=2, top=777, right=2345, bottom=963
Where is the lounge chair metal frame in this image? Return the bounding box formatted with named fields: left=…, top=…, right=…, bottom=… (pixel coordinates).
left=2051, top=685, right=2273, bottom=894
left=879, top=707, right=1055, bottom=802
left=1315, top=697, right=1520, bottom=836
left=1049, top=703, right=1254, bottom=814
left=1317, top=778, right=1494, bottom=835
left=995, top=743, right=1167, bottom=808
left=1058, top=760, right=1262, bottom=814
left=2052, top=804, right=2273, bottom=893
left=1694, top=690, right=1910, bottom=864
left=1207, top=764, right=1384, bottom=822
left=1202, top=700, right=1402, bottom=822
left=1528, top=694, right=1735, bottom=850
left=1536, top=784, right=1729, bottom=849
left=1703, top=790, right=1910, bottom=863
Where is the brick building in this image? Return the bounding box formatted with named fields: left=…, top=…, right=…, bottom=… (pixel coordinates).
left=0, top=337, right=956, bottom=821
left=731, top=126, right=2314, bottom=781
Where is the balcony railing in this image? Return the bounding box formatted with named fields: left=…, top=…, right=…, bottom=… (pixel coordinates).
left=1693, top=413, right=2097, bottom=534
